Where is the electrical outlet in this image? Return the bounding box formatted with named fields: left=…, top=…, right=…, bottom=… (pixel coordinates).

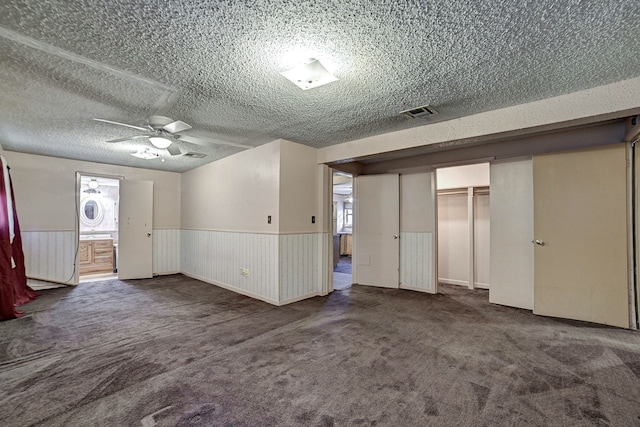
left=241, top=268, right=250, bottom=277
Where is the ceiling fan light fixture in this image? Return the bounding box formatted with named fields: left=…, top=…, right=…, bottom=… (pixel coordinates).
left=130, top=149, right=159, bottom=160
left=149, top=136, right=172, bottom=149
left=280, top=58, right=338, bottom=90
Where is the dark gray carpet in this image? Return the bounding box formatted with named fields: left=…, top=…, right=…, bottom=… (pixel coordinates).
left=2, top=275, right=640, bottom=426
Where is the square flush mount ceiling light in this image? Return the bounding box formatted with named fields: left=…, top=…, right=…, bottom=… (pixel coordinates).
left=280, top=59, right=338, bottom=90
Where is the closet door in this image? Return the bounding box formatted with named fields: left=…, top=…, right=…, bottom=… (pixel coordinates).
left=355, top=174, right=400, bottom=288
left=118, top=180, right=153, bottom=280
left=533, top=144, right=629, bottom=328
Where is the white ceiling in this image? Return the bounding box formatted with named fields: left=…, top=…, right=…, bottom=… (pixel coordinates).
left=1, top=1, right=639, bottom=172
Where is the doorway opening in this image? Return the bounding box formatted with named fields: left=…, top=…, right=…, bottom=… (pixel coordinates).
left=77, top=174, right=120, bottom=283
left=436, top=163, right=490, bottom=291
left=332, top=171, right=353, bottom=290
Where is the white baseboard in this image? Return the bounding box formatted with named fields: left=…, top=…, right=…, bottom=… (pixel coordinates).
left=181, top=272, right=279, bottom=306
left=438, top=278, right=490, bottom=289
left=399, top=284, right=437, bottom=294
left=438, top=278, right=468, bottom=287
left=278, top=292, right=320, bottom=306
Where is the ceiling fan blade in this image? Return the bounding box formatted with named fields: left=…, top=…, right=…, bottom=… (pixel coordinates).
left=93, top=118, right=149, bottom=132
left=177, top=133, right=253, bottom=149
left=106, top=135, right=149, bottom=143
left=166, top=144, right=182, bottom=156
left=162, top=120, right=192, bottom=134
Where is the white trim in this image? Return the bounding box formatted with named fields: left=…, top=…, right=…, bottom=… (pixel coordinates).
left=432, top=171, right=439, bottom=294
left=467, top=186, right=475, bottom=290
left=27, top=276, right=72, bottom=286
left=439, top=278, right=469, bottom=287
left=181, top=272, right=280, bottom=306
left=475, top=282, right=490, bottom=289
left=279, top=292, right=321, bottom=306
left=628, top=141, right=638, bottom=330
left=179, top=227, right=319, bottom=235
left=400, top=285, right=434, bottom=294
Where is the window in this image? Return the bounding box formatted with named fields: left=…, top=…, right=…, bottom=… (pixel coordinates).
left=344, top=202, right=353, bottom=227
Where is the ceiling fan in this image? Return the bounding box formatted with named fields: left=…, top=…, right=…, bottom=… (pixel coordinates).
left=93, top=115, right=252, bottom=156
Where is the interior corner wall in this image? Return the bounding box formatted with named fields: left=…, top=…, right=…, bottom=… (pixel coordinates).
left=4, top=151, right=182, bottom=283
left=489, top=158, right=534, bottom=310
left=278, top=140, right=325, bottom=303
left=180, top=139, right=325, bottom=306
left=399, top=171, right=436, bottom=292
left=180, top=141, right=281, bottom=304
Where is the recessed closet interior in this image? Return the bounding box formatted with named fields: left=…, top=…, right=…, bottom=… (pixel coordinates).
left=437, top=163, right=490, bottom=289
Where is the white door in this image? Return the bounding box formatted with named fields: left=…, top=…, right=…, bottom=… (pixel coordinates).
left=533, top=144, right=629, bottom=328
left=118, top=180, right=153, bottom=280
left=354, top=174, right=399, bottom=288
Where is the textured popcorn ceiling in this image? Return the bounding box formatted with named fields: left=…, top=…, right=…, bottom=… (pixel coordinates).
left=0, top=0, right=639, bottom=172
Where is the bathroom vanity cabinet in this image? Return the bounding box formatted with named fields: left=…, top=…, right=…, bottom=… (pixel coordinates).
left=79, top=239, right=114, bottom=275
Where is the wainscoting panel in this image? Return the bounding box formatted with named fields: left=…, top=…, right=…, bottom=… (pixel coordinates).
left=399, top=232, right=434, bottom=293
left=153, top=229, right=180, bottom=275
left=181, top=230, right=279, bottom=303
left=317, top=232, right=331, bottom=296
left=279, top=234, right=321, bottom=304
left=22, top=231, right=76, bottom=284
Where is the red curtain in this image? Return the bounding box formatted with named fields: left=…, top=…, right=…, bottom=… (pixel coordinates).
left=0, top=156, right=37, bottom=320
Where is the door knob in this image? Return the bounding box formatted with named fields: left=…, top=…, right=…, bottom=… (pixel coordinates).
left=147, top=233, right=151, bottom=237
left=532, top=239, right=545, bottom=246
left=393, top=234, right=399, bottom=239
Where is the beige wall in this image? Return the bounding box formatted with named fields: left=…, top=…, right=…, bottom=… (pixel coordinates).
left=4, top=151, right=181, bottom=231
left=279, top=140, right=322, bottom=234
left=400, top=171, right=435, bottom=232
left=181, top=139, right=324, bottom=234
left=181, top=141, right=280, bottom=233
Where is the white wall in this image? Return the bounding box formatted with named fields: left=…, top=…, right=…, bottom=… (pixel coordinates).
left=437, top=194, right=469, bottom=286
left=474, top=194, right=490, bottom=287
left=437, top=163, right=489, bottom=190
left=489, top=158, right=534, bottom=310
